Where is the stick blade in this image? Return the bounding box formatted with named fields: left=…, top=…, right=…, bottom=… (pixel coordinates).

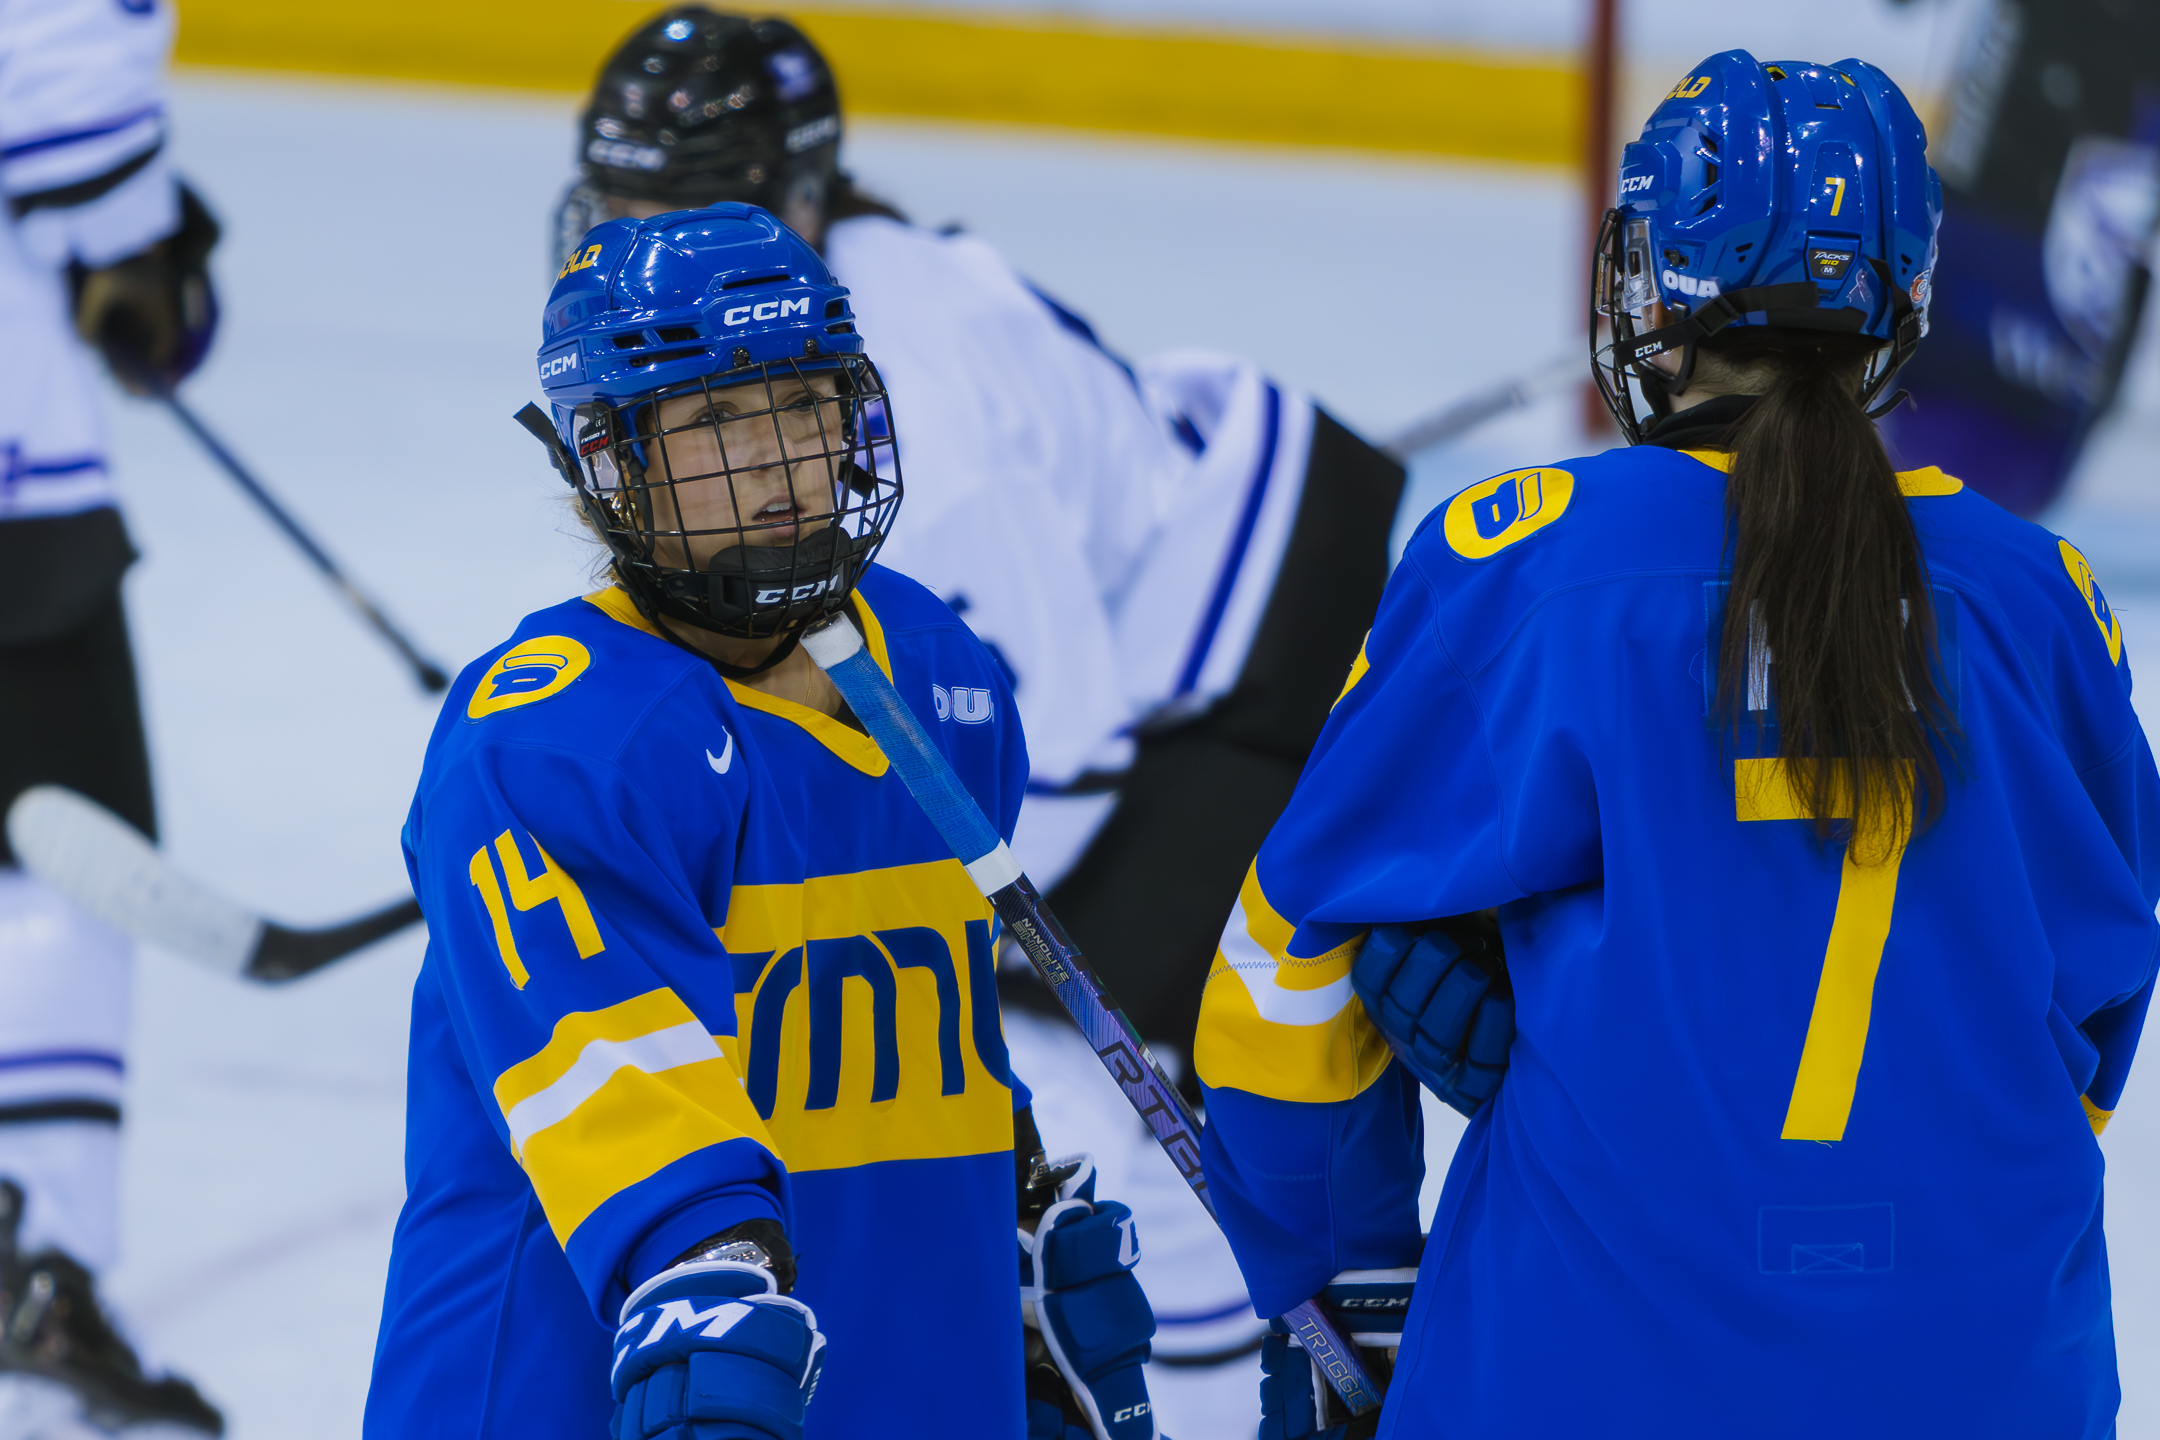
left=251, top=899, right=424, bottom=983
left=6, top=786, right=263, bottom=975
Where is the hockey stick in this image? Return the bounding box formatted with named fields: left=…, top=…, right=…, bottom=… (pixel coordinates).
left=153, top=390, right=450, bottom=694
left=5, top=786, right=422, bottom=983
left=1380, top=353, right=1581, bottom=461
left=800, top=616, right=1386, bottom=1418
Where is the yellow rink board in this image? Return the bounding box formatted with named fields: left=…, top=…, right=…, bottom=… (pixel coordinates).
left=172, top=1, right=1581, bottom=165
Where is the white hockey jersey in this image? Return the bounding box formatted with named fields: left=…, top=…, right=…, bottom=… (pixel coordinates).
left=824, top=217, right=1314, bottom=885
left=0, top=0, right=179, bottom=521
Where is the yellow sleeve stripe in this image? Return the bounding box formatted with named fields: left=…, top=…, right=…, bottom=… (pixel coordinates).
left=501, top=1018, right=721, bottom=1154
left=1217, top=884, right=1357, bottom=1021
left=1192, top=865, right=1394, bottom=1104
left=2083, top=1094, right=2113, bottom=1136
left=521, top=1057, right=774, bottom=1245
left=494, top=987, right=702, bottom=1115
left=492, top=988, right=779, bottom=1245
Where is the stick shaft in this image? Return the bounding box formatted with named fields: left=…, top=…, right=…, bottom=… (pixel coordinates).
left=1380, top=354, right=1580, bottom=460
left=161, top=395, right=449, bottom=693
left=802, top=618, right=1385, bottom=1416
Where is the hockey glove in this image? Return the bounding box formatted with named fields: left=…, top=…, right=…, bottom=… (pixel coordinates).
left=1020, top=1153, right=1161, bottom=1440
left=1352, top=916, right=1513, bottom=1117
left=71, top=182, right=220, bottom=396
left=611, top=1252, right=825, bottom=1440
left=1259, top=1269, right=1416, bottom=1440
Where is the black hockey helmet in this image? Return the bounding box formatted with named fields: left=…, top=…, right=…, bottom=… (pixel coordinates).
left=578, top=8, right=841, bottom=214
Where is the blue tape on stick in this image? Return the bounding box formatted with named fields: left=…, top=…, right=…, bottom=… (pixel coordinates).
left=818, top=647, right=1002, bottom=866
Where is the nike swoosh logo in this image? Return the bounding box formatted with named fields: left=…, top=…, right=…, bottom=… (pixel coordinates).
left=706, top=730, right=735, bottom=774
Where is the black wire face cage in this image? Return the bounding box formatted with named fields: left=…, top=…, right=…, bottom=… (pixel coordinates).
left=1591, top=207, right=1677, bottom=445
left=573, top=354, right=900, bottom=642
left=1591, top=206, right=1916, bottom=445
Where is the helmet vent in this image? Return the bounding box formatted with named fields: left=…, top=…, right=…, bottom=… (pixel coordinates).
left=824, top=300, right=846, bottom=318
left=633, top=348, right=707, bottom=369
left=1764, top=64, right=1787, bottom=82
left=824, top=322, right=856, bottom=336
left=721, top=272, right=791, bottom=290
left=612, top=332, right=652, bottom=350
left=1694, top=193, right=1718, bottom=217
left=655, top=325, right=702, bottom=342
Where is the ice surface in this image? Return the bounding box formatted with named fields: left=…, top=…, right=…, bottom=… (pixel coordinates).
left=86, top=70, right=2160, bottom=1438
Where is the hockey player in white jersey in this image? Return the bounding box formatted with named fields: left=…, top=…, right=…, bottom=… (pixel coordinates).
left=553, top=9, right=1406, bottom=1416
left=0, top=0, right=221, bottom=1431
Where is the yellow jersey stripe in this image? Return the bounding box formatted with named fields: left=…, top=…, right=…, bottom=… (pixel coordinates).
left=719, top=859, right=988, bottom=953
left=1192, top=864, right=1392, bottom=1103
left=584, top=586, right=897, bottom=775
left=493, top=988, right=701, bottom=1116
left=520, top=1057, right=774, bottom=1244
left=2082, top=1094, right=2113, bottom=1136
left=502, top=1018, right=722, bottom=1155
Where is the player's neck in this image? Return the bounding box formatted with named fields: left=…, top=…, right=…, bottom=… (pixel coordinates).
left=660, top=615, right=847, bottom=719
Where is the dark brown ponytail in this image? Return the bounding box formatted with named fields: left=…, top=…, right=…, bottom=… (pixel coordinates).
left=1711, top=332, right=1955, bottom=859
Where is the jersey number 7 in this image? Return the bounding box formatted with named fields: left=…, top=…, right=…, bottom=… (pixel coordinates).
left=1736, top=758, right=1913, bottom=1142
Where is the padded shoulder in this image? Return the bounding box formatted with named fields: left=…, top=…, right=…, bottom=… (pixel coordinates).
left=445, top=593, right=709, bottom=761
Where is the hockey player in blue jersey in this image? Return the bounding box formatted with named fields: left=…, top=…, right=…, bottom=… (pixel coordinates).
left=364, top=204, right=1163, bottom=1440
left=1195, top=52, right=2160, bottom=1440
left=552, top=17, right=1409, bottom=1398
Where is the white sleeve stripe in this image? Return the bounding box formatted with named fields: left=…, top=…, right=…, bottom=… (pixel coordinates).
left=1217, top=897, right=1352, bottom=1027
left=503, top=1020, right=723, bottom=1153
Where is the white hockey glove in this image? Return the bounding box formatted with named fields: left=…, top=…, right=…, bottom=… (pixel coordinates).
left=1019, top=1153, right=1162, bottom=1440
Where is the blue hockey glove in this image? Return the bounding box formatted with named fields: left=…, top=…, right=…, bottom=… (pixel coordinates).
left=1258, top=1269, right=1416, bottom=1440
left=1020, top=1154, right=1161, bottom=1440
left=612, top=1260, right=825, bottom=1440
left=1352, top=917, right=1513, bottom=1117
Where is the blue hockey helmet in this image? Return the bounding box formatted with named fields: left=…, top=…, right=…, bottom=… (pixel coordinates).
left=516, top=202, right=899, bottom=652
left=1593, top=51, right=1942, bottom=441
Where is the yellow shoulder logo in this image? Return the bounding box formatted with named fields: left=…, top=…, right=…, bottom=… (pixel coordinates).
left=2059, top=539, right=2124, bottom=666
left=466, top=636, right=593, bottom=720
left=1443, top=467, right=1575, bottom=560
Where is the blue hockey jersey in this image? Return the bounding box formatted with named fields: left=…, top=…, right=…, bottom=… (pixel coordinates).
left=365, top=568, right=1031, bottom=1439
left=1195, top=447, right=2160, bottom=1439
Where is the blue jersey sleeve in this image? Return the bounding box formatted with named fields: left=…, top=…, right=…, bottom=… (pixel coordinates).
left=2050, top=547, right=2160, bottom=1131
left=1194, top=539, right=1588, bottom=1317
left=404, top=739, right=789, bottom=1324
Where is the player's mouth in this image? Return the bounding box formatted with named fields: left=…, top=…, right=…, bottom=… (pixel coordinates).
left=744, top=496, right=828, bottom=544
